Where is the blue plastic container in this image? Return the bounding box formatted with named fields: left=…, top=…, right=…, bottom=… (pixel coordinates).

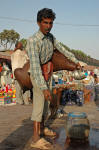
left=58, top=79, right=63, bottom=84
left=52, top=79, right=55, bottom=86
left=65, top=112, right=90, bottom=140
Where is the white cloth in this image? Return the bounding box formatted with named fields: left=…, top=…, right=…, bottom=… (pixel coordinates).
left=11, top=49, right=29, bottom=78
left=11, top=49, right=30, bottom=105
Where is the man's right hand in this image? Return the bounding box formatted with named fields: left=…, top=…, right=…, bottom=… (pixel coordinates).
left=43, top=89, right=52, bottom=102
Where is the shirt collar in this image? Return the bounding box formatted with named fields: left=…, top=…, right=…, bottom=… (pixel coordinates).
left=37, top=30, right=45, bottom=40
left=37, top=30, right=51, bottom=40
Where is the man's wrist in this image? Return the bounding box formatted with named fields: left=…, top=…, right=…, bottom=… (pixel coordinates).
left=40, top=86, right=48, bottom=91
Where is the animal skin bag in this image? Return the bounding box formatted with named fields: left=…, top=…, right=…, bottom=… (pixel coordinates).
left=41, top=61, right=53, bottom=81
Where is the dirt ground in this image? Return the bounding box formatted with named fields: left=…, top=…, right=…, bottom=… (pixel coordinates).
left=0, top=100, right=99, bottom=150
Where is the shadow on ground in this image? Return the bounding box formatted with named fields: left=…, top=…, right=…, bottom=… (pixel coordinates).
left=0, top=118, right=33, bottom=150
left=0, top=114, right=57, bottom=150
left=0, top=116, right=99, bottom=150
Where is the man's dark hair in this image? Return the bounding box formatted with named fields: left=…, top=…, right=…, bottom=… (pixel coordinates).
left=37, top=8, right=56, bottom=22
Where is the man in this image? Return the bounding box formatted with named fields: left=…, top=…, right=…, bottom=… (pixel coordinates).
left=26, top=8, right=80, bottom=149
left=11, top=42, right=30, bottom=105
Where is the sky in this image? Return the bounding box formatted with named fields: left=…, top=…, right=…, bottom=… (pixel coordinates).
left=0, top=0, right=99, bottom=60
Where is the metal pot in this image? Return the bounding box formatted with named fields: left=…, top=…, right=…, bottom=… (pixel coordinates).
left=73, top=70, right=86, bottom=80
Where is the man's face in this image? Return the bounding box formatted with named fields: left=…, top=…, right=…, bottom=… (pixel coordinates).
left=38, top=18, right=53, bottom=35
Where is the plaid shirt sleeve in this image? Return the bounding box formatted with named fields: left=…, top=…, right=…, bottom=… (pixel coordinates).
left=26, top=39, right=48, bottom=90
left=54, top=38, right=79, bottom=64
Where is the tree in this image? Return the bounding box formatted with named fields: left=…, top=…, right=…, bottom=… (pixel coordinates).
left=60, top=42, right=71, bottom=51
left=0, top=29, right=20, bottom=50
left=20, top=38, right=27, bottom=49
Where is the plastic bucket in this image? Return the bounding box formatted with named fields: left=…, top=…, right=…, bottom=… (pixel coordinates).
left=65, top=112, right=90, bottom=140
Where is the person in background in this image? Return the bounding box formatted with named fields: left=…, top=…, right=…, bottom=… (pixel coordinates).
left=0, top=62, right=10, bottom=86
left=62, top=71, right=67, bottom=84
left=26, top=8, right=80, bottom=149
left=94, top=74, right=99, bottom=110
left=0, top=63, right=3, bottom=75
left=0, top=63, right=3, bottom=87
left=2, top=62, right=12, bottom=85
left=11, top=41, right=30, bottom=105
left=2, top=62, right=10, bottom=71
left=94, top=74, right=99, bottom=85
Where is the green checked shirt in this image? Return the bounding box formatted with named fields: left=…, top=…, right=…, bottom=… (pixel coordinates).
left=26, top=30, right=78, bottom=90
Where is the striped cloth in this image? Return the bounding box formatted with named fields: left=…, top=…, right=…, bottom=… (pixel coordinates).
left=26, top=30, right=78, bottom=90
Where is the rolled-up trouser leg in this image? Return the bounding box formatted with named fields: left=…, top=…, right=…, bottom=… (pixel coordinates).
left=30, top=76, right=49, bottom=122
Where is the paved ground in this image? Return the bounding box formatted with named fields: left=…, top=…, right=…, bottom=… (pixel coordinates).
left=0, top=101, right=99, bottom=150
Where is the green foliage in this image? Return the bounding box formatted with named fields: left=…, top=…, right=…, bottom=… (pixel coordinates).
left=20, top=38, right=27, bottom=49
left=0, top=29, right=20, bottom=50
left=60, top=42, right=71, bottom=51
left=87, top=55, right=91, bottom=58
left=0, top=29, right=99, bottom=66
left=71, top=49, right=87, bottom=57
left=60, top=42, right=99, bottom=66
